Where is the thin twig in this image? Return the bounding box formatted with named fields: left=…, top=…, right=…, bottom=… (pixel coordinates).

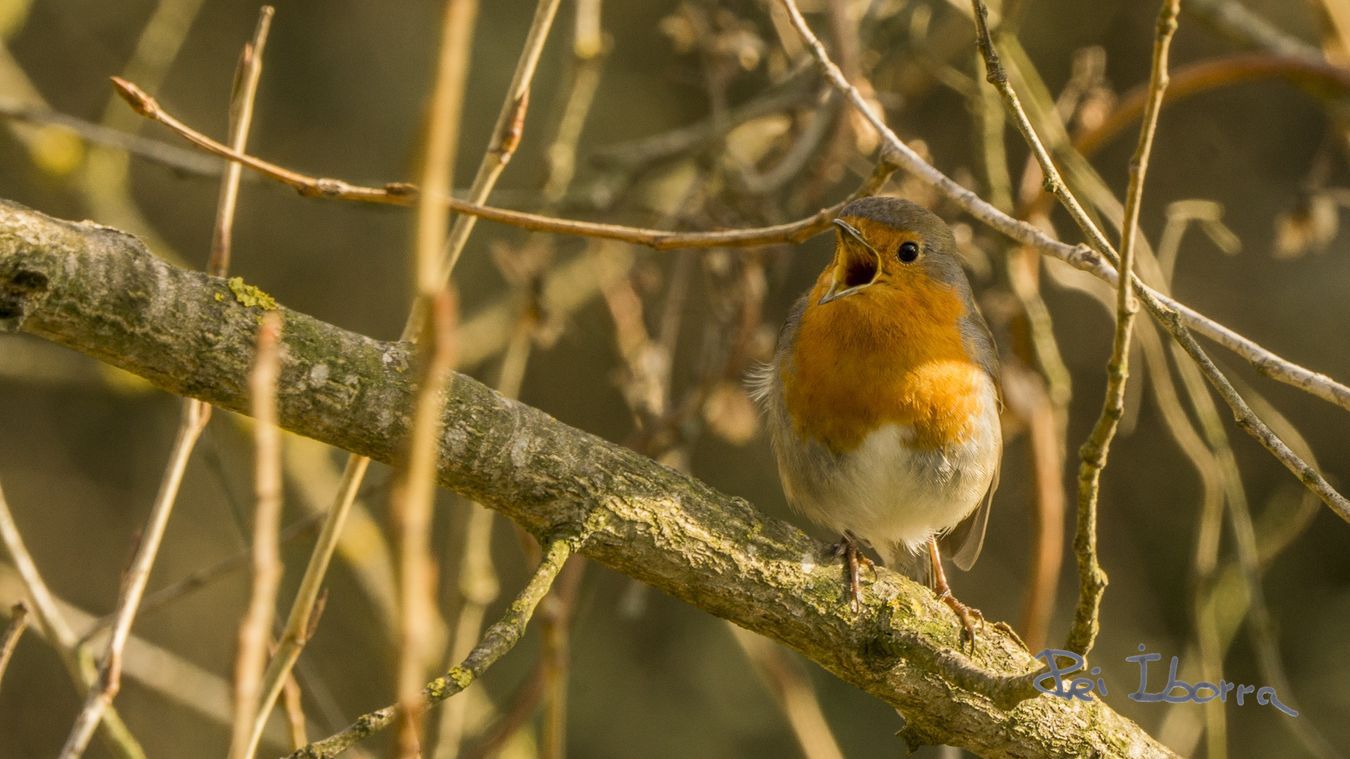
left=280, top=670, right=309, bottom=750
left=108, top=53, right=1350, bottom=414
left=80, top=514, right=322, bottom=640
left=0, top=601, right=30, bottom=693
left=435, top=0, right=562, bottom=284
left=1058, top=0, right=1177, bottom=656
left=731, top=627, right=844, bottom=759
left=289, top=538, right=576, bottom=759
left=229, top=310, right=285, bottom=759
left=393, top=292, right=458, bottom=757
left=0, top=481, right=146, bottom=759
left=0, top=97, right=223, bottom=178
left=392, top=0, right=477, bottom=753
left=210, top=7, right=273, bottom=277
left=58, top=400, right=211, bottom=759
left=968, top=29, right=1069, bottom=652
left=109, top=74, right=889, bottom=251
left=246, top=455, right=371, bottom=753
left=223, top=15, right=282, bottom=751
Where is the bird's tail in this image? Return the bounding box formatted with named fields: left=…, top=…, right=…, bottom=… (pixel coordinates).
left=878, top=542, right=931, bottom=588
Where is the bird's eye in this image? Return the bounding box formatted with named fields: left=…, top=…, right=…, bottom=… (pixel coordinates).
left=897, top=241, right=920, bottom=263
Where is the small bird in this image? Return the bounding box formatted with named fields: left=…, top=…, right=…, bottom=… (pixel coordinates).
left=752, top=196, right=1001, bottom=639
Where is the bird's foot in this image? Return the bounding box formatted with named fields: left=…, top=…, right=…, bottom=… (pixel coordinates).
left=935, top=587, right=984, bottom=651
left=828, top=532, right=875, bottom=613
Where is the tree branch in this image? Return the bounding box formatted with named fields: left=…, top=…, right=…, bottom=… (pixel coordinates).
left=0, top=199, right=1174, bottom=757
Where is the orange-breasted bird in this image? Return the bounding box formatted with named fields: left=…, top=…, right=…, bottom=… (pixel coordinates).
left=752, top=196, right=1001, bottom=637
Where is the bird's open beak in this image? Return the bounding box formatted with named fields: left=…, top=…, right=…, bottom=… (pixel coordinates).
left=819, top=219, right=884, bottom=305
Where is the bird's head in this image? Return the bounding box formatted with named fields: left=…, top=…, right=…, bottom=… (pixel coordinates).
left=815, top=196, right=969, bottom=308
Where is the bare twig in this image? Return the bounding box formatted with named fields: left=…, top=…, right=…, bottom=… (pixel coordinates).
left=0, top=97, right=222, bottom=177
left=968, top=27, right=1069, bottom=652
left=210, top=7, right=273, bottom=277
left=281, top=670, right=309, bottom=750
left=109, top=74, right=890, bottom=251
left=58, top=399, right=211, bottom=759
left=0, top=480, right=146, bottom=759
left=731, top=627, right=844, bottom=759
left=108, top=50, right=1350, bottom=417
left=1060, top=0, right=1177, bottom=656
left=436, top=0, right=562, bottom=283
left=393, top=292, right=458, bottom=757
left=229, top=310, right=285, bottom=759
left=0, top=601, right=30, bottom=692
left=246, top=455, right=371, bottom=753
left=391, top=1, right=478, bottom=754
left=290, top=538, right=576, bottom=759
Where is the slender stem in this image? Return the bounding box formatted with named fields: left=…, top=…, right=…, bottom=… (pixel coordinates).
left=0, top=601, right=30, bottom=692
left=290, top=538, right=576, bottom=759
left=1060, top=0, right=1177, bottom=655
left=391, top=1, right=478, bottom=754
left=58, top=400, right=209, bottom=758
left=393, top=292, right=459, bottom=757
left=209, top=7, right=272, bottom=277
left=229, top=311, right=286, bottom=759
left=59, top=8, right=275, bottom=749
left=436, top=0, right=563, bottom=285
left=414, top=0, right=479, bottom=297
left=0, top=482, right=145, bottom=758
left=245, top=455, right=370, bottom=753
left=108, top=74, right=893, bottom=253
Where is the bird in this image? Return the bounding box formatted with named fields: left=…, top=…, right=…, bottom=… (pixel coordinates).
left=751, top=195, right=1001, bottom=641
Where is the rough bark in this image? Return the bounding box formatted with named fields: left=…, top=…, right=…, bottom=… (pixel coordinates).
left=0, top=199, right=1174, bottom=758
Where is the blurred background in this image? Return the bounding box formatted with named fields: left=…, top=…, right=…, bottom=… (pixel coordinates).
left=2, top=0, right=1349, bottom=756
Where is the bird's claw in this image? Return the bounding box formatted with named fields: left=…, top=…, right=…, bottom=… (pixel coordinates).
left=828, top=533, right=874, bottom=613
left=935, top=588, right=983, bottom=651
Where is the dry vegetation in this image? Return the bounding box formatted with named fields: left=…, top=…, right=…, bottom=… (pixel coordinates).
left=1, top=0, right=1349, bottom=757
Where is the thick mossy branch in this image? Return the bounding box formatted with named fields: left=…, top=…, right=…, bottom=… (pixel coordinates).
left=0, top=199, right=1174, bottom=758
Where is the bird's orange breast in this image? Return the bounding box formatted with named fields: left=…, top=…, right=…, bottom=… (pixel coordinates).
left=781, top=275, right=984, bottom=454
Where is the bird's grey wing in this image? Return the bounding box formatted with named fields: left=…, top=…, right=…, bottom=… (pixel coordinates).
left=949, top=301, right=1002, bottom=572
left=947, top=449, right=998, bottom=571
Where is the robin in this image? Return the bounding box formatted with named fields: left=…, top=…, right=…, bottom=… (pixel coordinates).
left=752, top=196, right=1001, bottom=640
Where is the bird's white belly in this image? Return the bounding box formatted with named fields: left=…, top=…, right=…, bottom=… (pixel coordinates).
left=778, top=378, right=1000, bottom=561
